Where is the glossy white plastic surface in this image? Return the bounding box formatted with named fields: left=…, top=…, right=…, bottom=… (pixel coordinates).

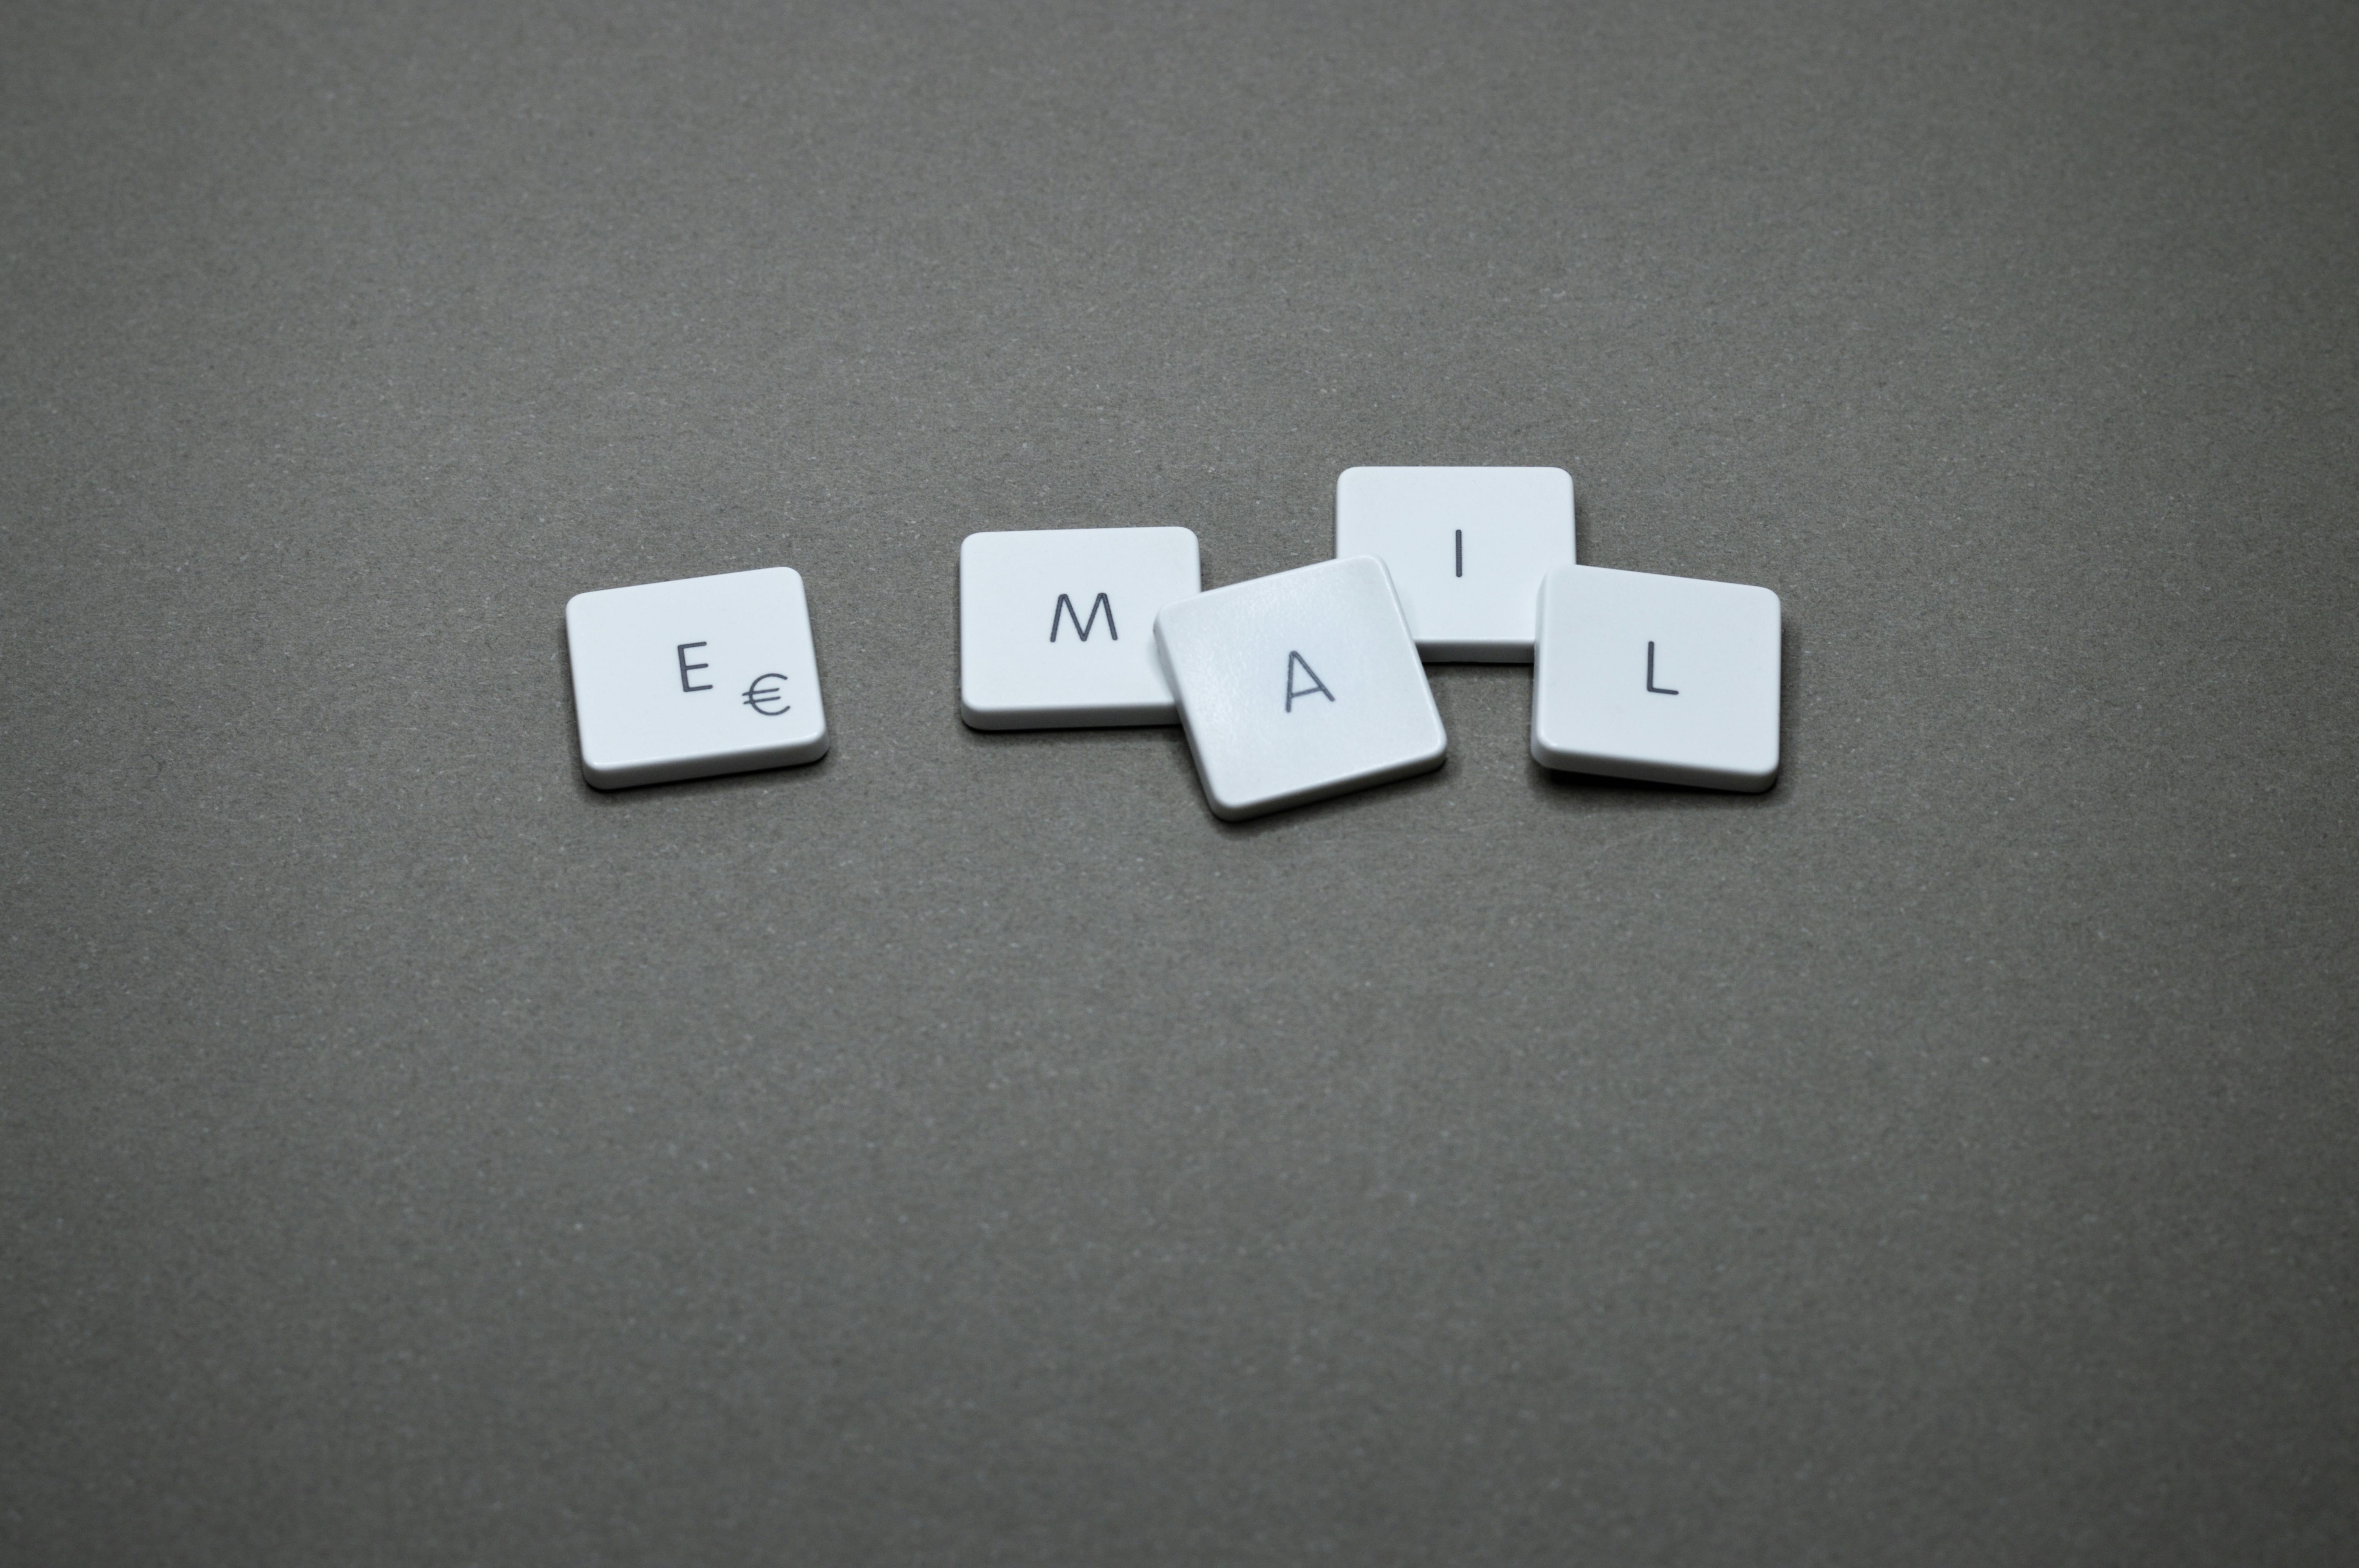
left=1154, top=556, right=1446, bottom=821
left=565, top=566, right=829, bottom=789
left=960, top=527, right=1200, bottom=729
left=1530, top=564, right=1779, bottom=791
left=1334, top=466, right=1575, bottom=662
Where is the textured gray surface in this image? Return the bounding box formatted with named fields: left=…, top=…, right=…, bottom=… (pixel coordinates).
left=4, top=1, right=2355, bottom=1561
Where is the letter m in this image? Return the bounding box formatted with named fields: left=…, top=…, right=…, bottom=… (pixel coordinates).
left=1049, top=592, right=1118, bottom=642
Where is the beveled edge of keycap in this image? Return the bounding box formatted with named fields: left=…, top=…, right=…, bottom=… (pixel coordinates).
left=1202, top=733, right=1450, bottom=821
left=579, top=729, right=832, bottom=790
left=957, top=696, right=1180, bottom=732
left=1525, top=741, right=1778, bottom=794
left=1416, top=637, right=1536, bottom=665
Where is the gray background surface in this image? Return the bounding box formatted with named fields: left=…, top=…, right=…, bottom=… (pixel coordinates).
left=5, top=1, right=2355, bottom=1561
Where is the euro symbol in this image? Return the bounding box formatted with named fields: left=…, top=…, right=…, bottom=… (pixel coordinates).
left=741, top=673, right=791, bottom=716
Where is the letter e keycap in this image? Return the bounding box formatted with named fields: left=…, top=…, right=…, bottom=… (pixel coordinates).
left=566, top=567, right=830, bottom=789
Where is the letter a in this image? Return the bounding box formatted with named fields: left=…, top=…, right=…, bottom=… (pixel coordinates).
left=1284, top=651, right=1335, bottom=712
left=1050, top=592, right=1118, bottom=642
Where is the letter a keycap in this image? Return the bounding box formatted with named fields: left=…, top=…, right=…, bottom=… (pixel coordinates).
left=1154, top=557, right=1445, bottom=820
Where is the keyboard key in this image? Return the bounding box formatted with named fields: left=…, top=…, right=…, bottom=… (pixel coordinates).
left=1154, top=556, right=1447, bottom=820
left=565, top=566, right=829, bottom=788
left=1334, top=466, right=1575, bottom=662
left=1529, top=564, right=1780, bottom=791
left=960, top=526, right=1201, bottom=729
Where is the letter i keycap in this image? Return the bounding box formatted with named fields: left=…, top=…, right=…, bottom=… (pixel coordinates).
left=1334, top=466, right=1574, bottom=662
left=1153, top=556, right=1446, bottom=820
left=959, top=526, right=1201, bottom=729
left=1529, top=563, right=1781, bottom=791
left=565, top=567, right=829, bottom=788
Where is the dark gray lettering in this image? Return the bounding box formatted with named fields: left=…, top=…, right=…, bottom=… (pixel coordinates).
left=741, top=673, right=791, bottom=715
left=1285, top=651, right=1335, bottom=712
left=1646, top=641, right=1678, bottom=696
left=1050, top=592, right=1118, bottom=642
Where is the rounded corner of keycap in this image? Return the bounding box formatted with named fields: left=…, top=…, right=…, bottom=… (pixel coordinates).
left=578, top=755, right=633, bottom=790
left=1203, top=789, right=1261, bottom=822
left=1149, top=599, right=1193, bottom=639
left=1527, top=735, right=1575, bottom=773
left=958, top=697, right=1014, bottom=731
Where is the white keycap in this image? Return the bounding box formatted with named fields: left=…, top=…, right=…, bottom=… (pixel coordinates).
left=1530, top=564, right=1780, bottom=791
left=960, top=526, right=1200, bottom=729
left=1154, top=556, right=1447, bottom=820
left=1334, top=466, right=1575, bottom=662
left=565, top=566, right=829, bottom=788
